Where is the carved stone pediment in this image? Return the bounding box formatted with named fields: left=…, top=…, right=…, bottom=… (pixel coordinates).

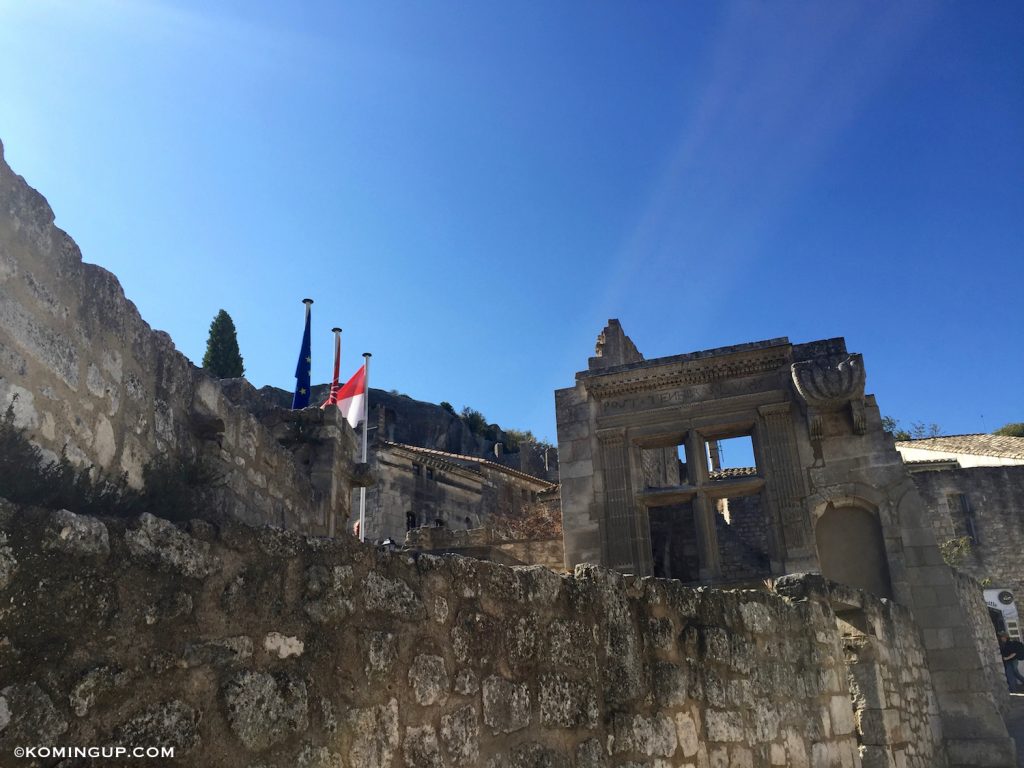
left=791, top=354, right=865, bottom=409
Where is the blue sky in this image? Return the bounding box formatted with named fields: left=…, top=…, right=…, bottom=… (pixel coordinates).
left=1, top=1, right=1021, bottom=444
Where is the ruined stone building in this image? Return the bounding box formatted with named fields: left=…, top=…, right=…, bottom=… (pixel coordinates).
left=898, top=434, right=1024, bottom=638
left=555, top=319, right=1016, bottom=765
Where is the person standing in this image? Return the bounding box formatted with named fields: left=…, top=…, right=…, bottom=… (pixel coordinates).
left=999, top=632, right=1024, bottom=691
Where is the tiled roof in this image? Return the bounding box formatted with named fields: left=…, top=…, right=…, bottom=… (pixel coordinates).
left=895, top=434, right=1024, bottom=461
left=382, top=442, right=554, bottom=488
left=708, top=467, right=758, bottom=480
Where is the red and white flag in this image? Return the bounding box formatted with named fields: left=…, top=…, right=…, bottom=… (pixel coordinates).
left=332, top=364, right=366, bottom=428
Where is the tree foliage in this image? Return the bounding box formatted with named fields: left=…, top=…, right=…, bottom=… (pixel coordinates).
left=439, top=401, right=455, bottom=415
left=490, top=500, right=562, bottom=541
left=994, top=423, right=1024, bottom=438
left=882, top=416, right=941, bottom=441
left=202, top=309, right=245, bottom=378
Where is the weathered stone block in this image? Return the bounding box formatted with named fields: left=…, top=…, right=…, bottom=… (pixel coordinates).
left=409, top=654, right=449, bottom=707
left=348, top=699, right=400, bottom=768
left=222, top=670, right=309, bottom=751
left=43, top=508, right=110, bottom=557
left=124, top=513, right=219, bottom=578
left=441, top=705, right=480, bottom=766
left=115, top=700, right=200, bottom=755
left=403, top=725, right=443, bottom=768
left=611, top=712, right=677, bottom=757
left=0, top=682, right=68, bottom=750
left=537, top=673, right=598, bottom=729
left=482, top=676, right=530, bottom=734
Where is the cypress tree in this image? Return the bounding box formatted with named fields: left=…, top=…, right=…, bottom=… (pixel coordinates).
left=202, top=309, right=245, bottom=378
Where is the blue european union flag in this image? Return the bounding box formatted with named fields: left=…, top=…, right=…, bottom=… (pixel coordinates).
left=292, top=300, right=313, bottom=409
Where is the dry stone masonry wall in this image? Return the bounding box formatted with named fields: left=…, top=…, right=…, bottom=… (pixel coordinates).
left=0, top=501, right=955, bottom=768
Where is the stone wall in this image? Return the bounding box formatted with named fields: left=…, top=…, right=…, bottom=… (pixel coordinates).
left=0, top=501, right=958, bottom=767
left=406, top=526, right=565, bottom=570
left=909, top=464, right=1024, bottom=598
left=950, top=569, right=1010, bottom=717
left=778, top=576, right=947, bottom=768
left=0, top=140, right=360, bottom=535
left=555, top=321, right=1015, bottom=764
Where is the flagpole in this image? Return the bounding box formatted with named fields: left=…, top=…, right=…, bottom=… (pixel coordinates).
left=324, top=327, right=342, bottom=407
left=358, top=351, right=372, bottom=543
left=291, top=298, right=314, bottom=410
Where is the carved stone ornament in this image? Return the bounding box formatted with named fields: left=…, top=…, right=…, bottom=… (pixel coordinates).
left=791, top=354, right=865, bottom=409
left=791, top=354, right=867, bottom=440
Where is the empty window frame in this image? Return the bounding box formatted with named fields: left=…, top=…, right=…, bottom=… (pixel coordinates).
left=947, top=493, right=978, bottom=542
left=640, top=443, right=688, bottom=489
left=649, top=500, right=701, bottom=582
left=714, top=493, right=771, bottom=581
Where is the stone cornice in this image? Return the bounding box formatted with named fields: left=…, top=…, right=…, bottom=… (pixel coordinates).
left=581, top=343, right=792, bottom=400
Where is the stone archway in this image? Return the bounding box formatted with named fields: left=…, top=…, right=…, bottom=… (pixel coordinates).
left=814, top=504, right=893, bottom=599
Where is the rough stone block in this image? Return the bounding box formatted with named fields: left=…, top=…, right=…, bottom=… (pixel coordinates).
left=537, top=673, right=597, bottom=729
left=43, top=508, right=110, bottom=557
left=441, top=705, right=479, bottom=766
left=222, top=670, right=308, bottom=751
left=409, top=654, right=449, bottom=707
left=482, top=677, right=530, bottom=734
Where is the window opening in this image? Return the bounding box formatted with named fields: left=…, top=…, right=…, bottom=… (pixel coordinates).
left=649, top=500, right=700, bottom=582
left=714, top=494, right=771, bottom=581
left=705, top=434, right=756, bottom=477
left=641, top=443, right=687, bottom=489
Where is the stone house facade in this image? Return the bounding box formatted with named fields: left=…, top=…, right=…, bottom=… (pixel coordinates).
left=899, top=435, right=1024, bottom=637
left=355, top=440, right=555, bottom=543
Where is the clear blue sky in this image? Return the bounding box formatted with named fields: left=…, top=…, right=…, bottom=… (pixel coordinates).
left=1, top=1, right=1021, bottom=443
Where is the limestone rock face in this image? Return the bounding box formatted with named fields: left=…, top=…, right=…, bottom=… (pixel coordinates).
left=222, top=671, right=309, bottom=751
left=125, top=513, right=219, bottom=578
left=42, top=508, right=109, bottom=557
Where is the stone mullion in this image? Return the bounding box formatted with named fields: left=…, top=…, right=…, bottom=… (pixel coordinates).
left=758, top=404, right=810, bottom=557
left=685, top=431, right=721, bottom=581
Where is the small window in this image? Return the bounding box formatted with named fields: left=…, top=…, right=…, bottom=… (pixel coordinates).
left=412, top=463, right=421, bottom=476
left=464, top=516, right=472, bottom=529
left=427, top=467, right=435, bottom=481
left=406, top=511, right=418, bottom=531
left=434, top=518, right=446, bottom=528
left=947, top=493, right=978, bottom=542
left=521, top=488, right=528, bottom=502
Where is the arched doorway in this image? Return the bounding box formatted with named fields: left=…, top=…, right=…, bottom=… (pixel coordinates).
left=815, top=505, right=892, bottom=598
